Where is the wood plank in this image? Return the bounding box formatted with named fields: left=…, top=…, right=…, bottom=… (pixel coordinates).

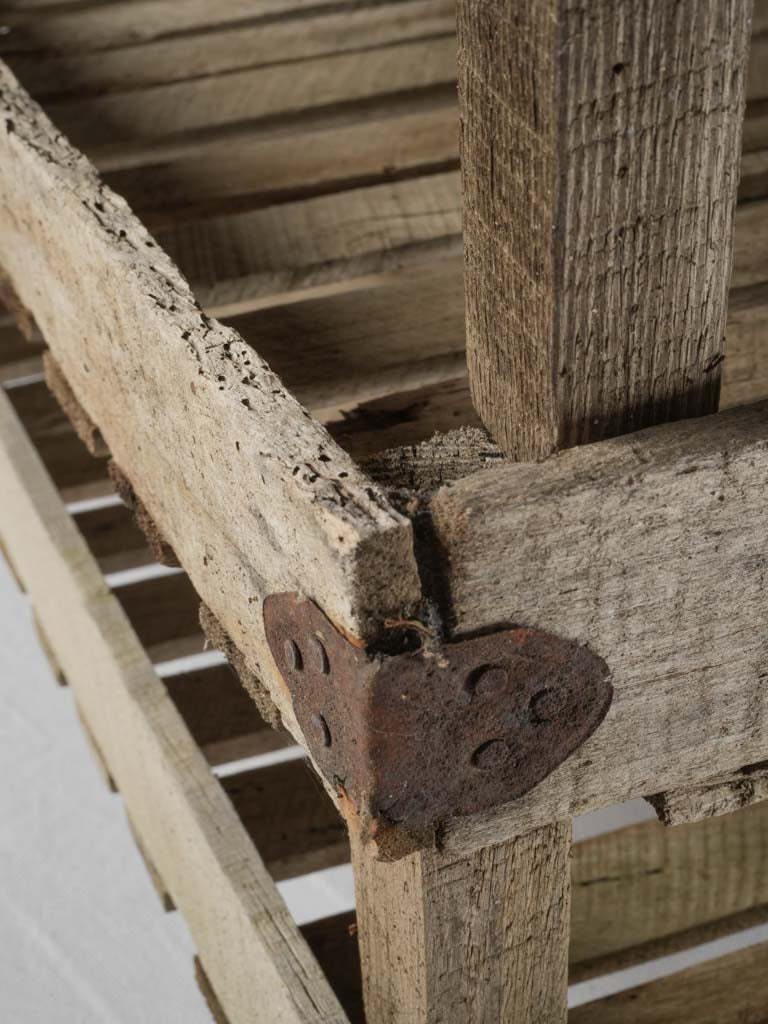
left=222, top=761, right=349, bottom=883
left=45, top=38, right=457, bottom=155
left=226, top=261, right=466, bottom=412
left=112, top=572, right=203, bottom=664
left=568, top=942, right=768, bottom=1024
left=73, top=501, right=153, bottom=573
left=7, top=1, right=454, bottom=100
left=162, top=662, right=289, bottom=767
left=155, top=172, right=462, bottom=314
left=0, top=0, right=356, bottom=52
left=570, top=803, right=768, bottom=978
left=427, top=400, right=768, bottom=855
left=104, top=105, right=459, bottom=228
left=353, top=823, right=571, bottom=1024
left=0, top=62, right=420, bottom=760
left=648, top=763, right=768, bottom=826
left=300, top=914, right=364, bottom=1024
left=0, top=386, right=350, bottom=1024
left=457, top=0, right=751, bottom=459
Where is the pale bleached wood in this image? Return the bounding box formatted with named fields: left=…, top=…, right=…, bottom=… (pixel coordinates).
left=427, top=400, right=768, bottom=855
left=570, top=803, right=768, bottom=977
left=8, top=1, right=454, bottom=100
left=353, top=823, right=571, bottom=1024
left=0, top=386, right=349, bottom=1024
left=457, top=0, right=751, bottom=459
left=568, top=942, right=768, bottom=1024
left=0, top=63, right=420, bottom=751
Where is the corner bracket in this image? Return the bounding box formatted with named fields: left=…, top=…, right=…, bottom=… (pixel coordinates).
left=264, top=594, right=612, bottom=843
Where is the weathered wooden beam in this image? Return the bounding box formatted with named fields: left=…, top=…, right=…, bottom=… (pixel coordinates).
left=0, top=62, right=420, bottom=760
left=427, top=399, right=768, bottom=855
left=353, top=823, right=571, bottom=1024
left=457, top=0, right=752, bottom=459
left=648, top=763, right=768, bottom=826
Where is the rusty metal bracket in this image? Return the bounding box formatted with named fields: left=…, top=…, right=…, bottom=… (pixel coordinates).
left=264, top=594, right=612, bottom=841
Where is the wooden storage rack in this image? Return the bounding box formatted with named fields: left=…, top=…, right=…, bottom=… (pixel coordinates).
left=2, top=2, right=768, bottom=1021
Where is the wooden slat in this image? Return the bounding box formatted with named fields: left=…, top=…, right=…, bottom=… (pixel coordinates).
left=222, top=761, right=349, bottom=883
left=648, top=763, right=768, bottom=826
left=427, top=400, right=768, bottom=855
left=162, top=662, right=288, bottom=767
left=104, top=105, right=459, bottom=228
left=45, top=38, right=457, bottom=156
left=457, top=0, right=751, bottom=459
left=353, top=823, right=571, bottom=1024
left=0, top=0, right=356, bottom=52
left=300, top=913, right=364, bottom=1024
left=113, top=572, right=203, bottom=663
left=0, top=385, right=349, bottom=1024
left=73, top=501, right=153, bottom=573
left=570, top=803, right=768, bottom=978
left=7, top=1, right=454, bottom=100
left=156, top=171, right=462, bottom=314
left=227, top=261, right=466, bottom=413
left=568, top=942, right=768, bottom=1024
left=0, top=62, right=420, bottom=764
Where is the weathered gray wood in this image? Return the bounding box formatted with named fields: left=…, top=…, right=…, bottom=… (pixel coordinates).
left=457, top=0, right=752, bottom=459
left=103, top=105, right=458, bottom=228
left=353, top=823, right=571, bottom=1024
left=7, top=1, right=454, bottom=100
left=0, top=385, right=350, bottom=1024
left=428, top=400, right=768, bottom=854
left=571, top=803, right=768, bottom=978
left=649, top=763, right=768, bottom=826
left=46, top=38, right=457, bottom=156
left=569, top=942, right=768, bottom=1024
left=0, top=63, right=420, bottom=756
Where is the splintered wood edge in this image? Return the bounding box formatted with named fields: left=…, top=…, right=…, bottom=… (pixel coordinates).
left=0, top=385, right=350, bottom=1024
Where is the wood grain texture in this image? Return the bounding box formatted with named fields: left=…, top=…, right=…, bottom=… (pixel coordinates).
left=569, top=942, right=768, bottom=1024
left=7, top=1, right=454, bottom=100
left=457, top=0, right=752, bottom=459
left=0, top=386, right=350, bottom=1024
left=570, top=803, right=768, bottom=977
left=428, top=401, right=768, bottom=854
left=354, top=823, right=571, bottom=1024
left=0, top=63, right=420, bottom=755
left=649, top=763, right=768, bottom=825
left=46, top=37, right=457, bottom=154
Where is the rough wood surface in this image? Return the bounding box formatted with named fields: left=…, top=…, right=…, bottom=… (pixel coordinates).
left=569, top=942, right=768, bottom=1024
left=0, top=386, right=350, bottom=1024
left=457, top=0, right=752, bottom=459
left=570, top=803, right=768, bottom=978
left=0, top=63, right=420, bottom=756
left=354, top=823, right=571, bottom=1024
left=7, top=1, right=454, bottom=101
left=649, top=763, right=768, bottom=825
left=428, top=401, right=768, bottom=853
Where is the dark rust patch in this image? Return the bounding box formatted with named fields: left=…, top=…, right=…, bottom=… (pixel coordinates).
left=264, top=594, right=613, bottom=835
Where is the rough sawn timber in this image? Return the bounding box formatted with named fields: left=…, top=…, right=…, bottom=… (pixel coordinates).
left=0, top=63, right=421, bottom=755
left=429, top=400, right=768, bottom=855
left=353, top=823, right=571, bottom=1024
left=457, top=0, right=752, bottom=459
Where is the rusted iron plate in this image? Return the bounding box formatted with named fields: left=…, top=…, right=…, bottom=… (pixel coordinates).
left=264, top=593, right=612, bottom=835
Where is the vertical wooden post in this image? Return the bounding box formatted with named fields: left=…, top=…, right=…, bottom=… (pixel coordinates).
left=458, top=0, right=753, bottom=459
left=353, top=823, right=571, bottom=1024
